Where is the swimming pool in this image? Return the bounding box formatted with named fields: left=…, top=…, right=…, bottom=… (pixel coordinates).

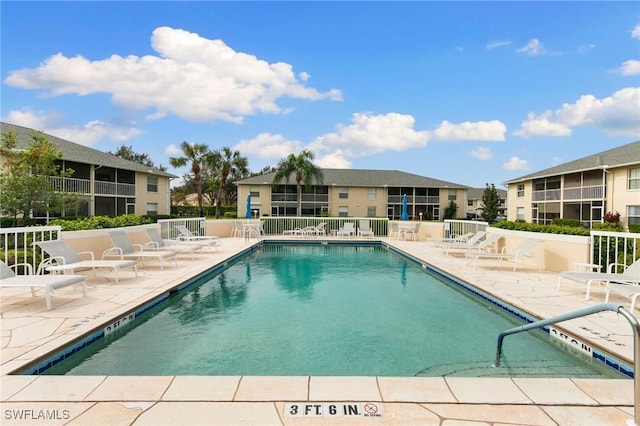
left=41, top=243, right=628, bottom=378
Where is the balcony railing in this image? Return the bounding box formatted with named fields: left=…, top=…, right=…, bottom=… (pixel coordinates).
left=532, top=185, right=605, bottom=202
left=48, top=177, right=136, bottom=196
left=94, top=180, right=136, bottom=196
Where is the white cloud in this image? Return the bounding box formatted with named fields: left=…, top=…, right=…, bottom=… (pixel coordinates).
left=502, top=157, right=528, bottom=171
left=514, top=87, right=640, bottom=138
left=616, top=59, right=640, bottom=76
left=516, top=39, right=545, bottom=56
left=632, top=24, right=640, bottom=39
left=315, top=150, right=352, bottom=169
left=233, top=132, right=303, bottom=160
left=486, top=40, right=511, bottom=50
left=164, top=144, right=181, bottom=155
left=469, top=146, right=493, bottom=160
left=4, top=26, right=342, bottom=124
left=308, top=112, right=429, bottom=158
left=513, top=111, right=572, bottom=138
left=2, top=108, right=141, bottom=146
left=432, top=120, right=506, bottom=141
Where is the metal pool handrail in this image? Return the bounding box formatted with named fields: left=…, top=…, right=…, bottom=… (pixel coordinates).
left=495, top=303, right=639, bottom=426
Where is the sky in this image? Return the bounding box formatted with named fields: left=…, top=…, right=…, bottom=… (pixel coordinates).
left=1, top=1, right=639, bottom=189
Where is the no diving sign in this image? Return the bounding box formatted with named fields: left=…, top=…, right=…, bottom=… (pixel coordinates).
left=284, top=402, right=382, bottom=418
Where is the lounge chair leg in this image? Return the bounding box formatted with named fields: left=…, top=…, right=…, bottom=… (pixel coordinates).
left=44, top=287, right=52, bottom=310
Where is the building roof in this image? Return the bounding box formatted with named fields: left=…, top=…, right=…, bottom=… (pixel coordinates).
left=238, top=168, right=470, bottom=189
left=504, top=140, right=640, bottom=184
left=1, top=121, right=176, bottom=178
left=467, top=187, right=507, bottom=200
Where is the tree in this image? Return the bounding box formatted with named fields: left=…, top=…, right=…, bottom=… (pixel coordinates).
left=0, top=130, right=75, bottom=225
left=272, top=149, right=324, bottom=216
left=109, top=144, right=167, bottom=171
left=480, top=183, right=501, bottom=223
left=169, top=141, right=211, bottom=217
left=211, top=147, right=249, bottom=218
left=443, top=201, right=458, bottom=219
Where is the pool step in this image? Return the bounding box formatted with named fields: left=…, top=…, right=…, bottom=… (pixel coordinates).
left=414, top=361, right=609, bottom=378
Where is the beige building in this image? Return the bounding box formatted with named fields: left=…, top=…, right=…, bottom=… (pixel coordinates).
left=236, top=169, right=469, bottom=220
left=1, top=122, right=176, bottom=218
left=465, top=187, right=507, bottom=220
left=504, top=140, right=640, bottom=228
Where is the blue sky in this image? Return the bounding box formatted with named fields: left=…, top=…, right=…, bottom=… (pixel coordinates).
left=2, top=1, right=639, bottom=189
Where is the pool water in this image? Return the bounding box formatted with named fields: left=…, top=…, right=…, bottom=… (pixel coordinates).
left=46, top=245, right=624, bottom=378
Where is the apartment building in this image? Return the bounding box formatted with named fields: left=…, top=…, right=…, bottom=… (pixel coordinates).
left=236, top=169, right=470, bottom=220
left=465, top=187, right=507, bottom=220
left=1, top=122, right=176, bottom=218
left=504, top=140, right=640, bottom=228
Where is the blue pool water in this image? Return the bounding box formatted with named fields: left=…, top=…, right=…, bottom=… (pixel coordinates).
left=44, top=244, right=626, bottom=377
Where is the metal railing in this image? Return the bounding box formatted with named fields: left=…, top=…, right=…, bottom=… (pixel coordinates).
left=49, top=176, right=90, bottom=194
left=158, top=217, right=206, bottom=240
left=532, top=185, right=605, bottom=202
left=94, top=180, right=136, bottom=196
left=260, top=217, right=389, bottom=236
left=0, top=225, right=61, bottom=271
left=591, top=230, right=640, bottom=272
left=495, top=303, right=639, bottom=425
left=443, top=219, right=488, bottom=240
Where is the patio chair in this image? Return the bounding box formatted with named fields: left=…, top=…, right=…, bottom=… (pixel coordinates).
left=469, top=239, right=542, bottom=271
left=1, top=260, right=86, bottom=310
left=175, top=225, right=222, bottom=250
left=105, top=230, right=177, bottom=269
left=301, top=222, right=326, bottom=237
left=336, top=222, right=356, bottom=238
left=463, top=233, right=503, bottom=259
left=388, top=222, right=399, bottom=239
left=441, top=231, right=486, bottom=255
left=357, top=220, right=374, bottom=238
left=557, top=258, right=640, bottom=300
left=143, top=227, right=203, bottom=259
left=33, top=239, right=138, bottom=284
left=605, top=282, right=640, bottom=311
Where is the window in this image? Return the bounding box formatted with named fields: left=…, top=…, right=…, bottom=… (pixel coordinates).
left=367, top=206, right=376, bottom=217
left=146, top=203, right=158, bottom=215
left=339, top=188, right=349, bottom=199
left=250, top=186, right=260, bottom=198
left=516, top=207, right=525, bottom=220
left=629, top=168, right=640, bottom=190
left=517, top=184, right=525, bottom=198
left=147, top=176, right=158, bottom=192
left=448, top=190, right=456, bottom=201
left=338, top=206, right=348, bottom=217
left=368, top=188, right=376, bottom=200
left=628, top=206, right=640, bottom=224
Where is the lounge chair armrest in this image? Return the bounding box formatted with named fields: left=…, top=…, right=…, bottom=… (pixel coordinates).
left=607, top=262, right=627, bottom=273
left=77, top=251, right=96, bottom=261
left=131, top=243, right=146, bottom=252
left=10, top=263, right=34, bottom=275
left=102, top=247, right=123, bottom=259
left=143, top=241, right=159, bottom=250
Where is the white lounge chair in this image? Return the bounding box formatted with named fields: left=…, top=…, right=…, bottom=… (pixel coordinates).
left=301, top=222, right=326, bottom=237
left=336, top=222, right=355, bottom=238
left=605, top=282, right=640, bottom=311
left=175, top=225, right=222, bottom=250
left=441, top=231, right=486, bottom=254
left=463, top=233, right=503, bottom=258
left=1, top=260, right=86, bottom=310
left=34, top=239, right=138, bottom=284
left=470, top=239, right=542, bottom=271
left=143, top=227, right=203, bottom=259
left=358, top=220, right=374, bottom=238
left=557, top=258, right=640, bottom=300
left=105, top=230, right=177, bottom=269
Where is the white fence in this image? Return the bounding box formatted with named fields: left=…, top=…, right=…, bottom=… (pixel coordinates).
left=590, top=230, right=640, bottom=272
left=443, top=219, right=489, bottom=239
left=157, top=217, right=206, bottom=239
left=0, top=226, right=61, bottom=271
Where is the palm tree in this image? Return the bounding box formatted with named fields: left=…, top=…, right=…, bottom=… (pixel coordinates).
left=169, top=141, right=210, bottom=217
left=211, top=147, right=249, bottom=218
left=272, top=149, right=324, bottom=216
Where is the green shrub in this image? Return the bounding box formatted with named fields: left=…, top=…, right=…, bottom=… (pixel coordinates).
left=628, top=223, right=640, bottom=234
left=49, top=214, right=153, bottom=231
left=551, top=218, right=583, bottom=228
left=491, top=221, right=590, bottom=236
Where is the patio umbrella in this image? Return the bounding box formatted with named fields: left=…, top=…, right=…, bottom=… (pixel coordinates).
left=245, top=194, right=252, bottom=219
left=401, top=194, right=409, bottom=220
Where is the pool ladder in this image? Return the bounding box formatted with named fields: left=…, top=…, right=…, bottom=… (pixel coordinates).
left=495, top=303, right=639, bottom=426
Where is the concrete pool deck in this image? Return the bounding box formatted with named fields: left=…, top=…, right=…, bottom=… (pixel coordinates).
left=0, top=236, right=637, bottom=425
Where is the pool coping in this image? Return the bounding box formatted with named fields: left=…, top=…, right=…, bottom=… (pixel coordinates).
left=1, top=236, right=637, bottom=425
